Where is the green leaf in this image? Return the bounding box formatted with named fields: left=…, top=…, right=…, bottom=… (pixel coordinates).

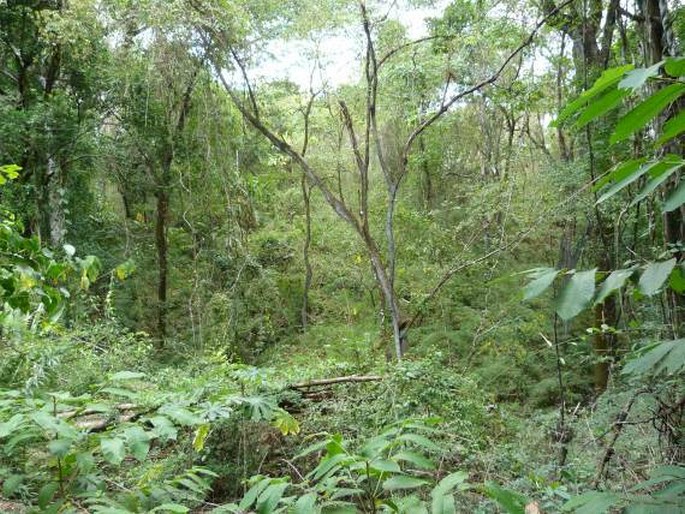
left=100, top=387, right=139, bottom=400
left=631, top=158, right=683, bottom=206
left=663, top=180, right=685, bottom=212
left=639, top=259, right=676, bottom=296
left=293, top=493, right=317, bottom=514
left=382, top=476, right=428, bottom=491
left=664, top=56, right=685, bottom=77
left=150, top=504, right=190, bottom=513
left=562, top=491, right=621, bottom=513
left=393, top=450, right=435, bottom=470
left=149, top=415, right=178, bottom=442
left=109, top=371, right=146, bottom=381
left=239, top=477, right=271, bottom=511
left=597, top=160, right=657, bottom=204
left=431, top=471, right=469, bottom=498
left=311, top=453, right=349, bottom=481
left=622, top=339, right=685, bottom=378
left=523, top=268, right=559, bottom=300
left=555, top=65, right=634, bottom=125
left=193, top=423, right=210, bottom=452
left=48, top=438, right=73, bottom=458
left=431, top=494, right=456, bottom=514
left=396, top=433, right=442, bottom=453
left=594, top=158, right=647, bottom=192
left=556, top=269, right=596, bottom=321
left=369, top=458, right=402, bottom=474
left=101, top=437, right=126, bottom=465
left=0, top=413, right=26, bottom=438
left=610, top=83, right=685, bottom=144
left=656, top=109, right=685, bottom=145
left=38, top=482, right=59, bottom=509
left=575, top=88, right=629, bottom=128
left=669, top=266, right=685, bottom=294
left=618, top=62, right=663, bottom=91
left=256, top=482, right=289, bottom=514
left=2, top=474, right=23, bottom=496
left=158, top=405, right=202, bottom=426
left=482, top=482, right=528, bottom=514
left=594, top=268, right=635, bottom=305
left=124, top=425, right=152, bottom=461
left=31, top=411, right=77, bottom=439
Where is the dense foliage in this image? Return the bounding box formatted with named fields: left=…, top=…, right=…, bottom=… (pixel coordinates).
left=0, top=0, right=683, bottom=512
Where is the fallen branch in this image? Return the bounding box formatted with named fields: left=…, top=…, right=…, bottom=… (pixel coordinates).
left=289, top=375, right=383, bottom=390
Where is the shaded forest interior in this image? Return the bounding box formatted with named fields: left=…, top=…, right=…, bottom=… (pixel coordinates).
left=0, top=0, right=683, bottom=512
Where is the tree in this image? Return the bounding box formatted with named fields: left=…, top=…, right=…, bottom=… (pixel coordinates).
left=195, top=0, right=569, bottom=359
left=0, top=0, right=106, bottom=246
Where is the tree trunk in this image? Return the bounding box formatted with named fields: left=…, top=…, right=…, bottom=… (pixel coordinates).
left=301, top=173, right=313, bottom=330
left=155, top=178, right=169, bottom=344
left=46, top=155, right=65, bottom=247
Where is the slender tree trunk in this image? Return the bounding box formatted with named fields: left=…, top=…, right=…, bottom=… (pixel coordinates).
left=46, top=154, right=65, bottom=246
left=301, top=174, right=313, bottom=330
left=155, top=174, right=169, bottom=344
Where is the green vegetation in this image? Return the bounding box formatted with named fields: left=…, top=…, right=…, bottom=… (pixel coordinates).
left=0, top=0, right=683, bottom=512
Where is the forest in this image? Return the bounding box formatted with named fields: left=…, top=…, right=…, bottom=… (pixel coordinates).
left=0, top=0, right=683, bottom=512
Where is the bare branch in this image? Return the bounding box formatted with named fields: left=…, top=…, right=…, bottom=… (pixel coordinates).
left=402, top=0, right=577, bottom=165
left=229, top=47, right=260, bottom=119
left=377, top=36, right=440, bottom=70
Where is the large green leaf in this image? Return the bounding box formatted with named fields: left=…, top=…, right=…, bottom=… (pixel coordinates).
left=125, top=425, right=153, bottom=461
left=556, top=269, right=596, bottom=321
left=158, top=405, right=202, bottom=426
left=149, top=415, right=178, bottom=442
left=293, top=493, right=317, bottom=514
left=431, top=471, right=469, bottom=498
left=38, top=482, right=59, bottom=509
left=563, top=491, right=621, bottom=513
left=48, top=438, right=72, bottom=458
left=597, top=160, right=657, bottom=204
left=664, top=56, right=685, bottom=77
left=100, top=437, right=126, bottom=465
left=150, top=505, right=190, bottom=513
left=109, top=371, right=146, bottom=381
left=622, top=339, right=685, bottom=378
left=30, top=411, right=77, bottom=439
left=382, top=476, right=428, bottom=491
left=639, top=259, right=676, bottom=296
left=482, top=482, right=528, bottom=514
left=431, top=494, right=456, bottom=514
left=523, top=268, right=559, bottom=300
left=311, top=453, right=349, bottom=481
left=631, top=158, right=683, bottom=206
left=610, top=83, right=685, bottom=144
left=239, top=477, right=271, bottom=511
left=574, top=88, right=629, bottom=128
left=669, top=266, right=685, bottom=293
left=656, top=109, right=685, bottom=146
left=555, top=65, right=634, bottom=125
left=594, top=158, right=647, bottom=192
left=369, top=458, right=402, bottom=474
left=618, top=62, right=663, bottom=91
left=396, top=433, right=442, bottom=453
left=256, top=482, right=289, bottom=514
left=663, top=180, right=685, bottom=212
left=394, top=450, right=435, bottom=470
left=594, top=268, right=635, bottom=305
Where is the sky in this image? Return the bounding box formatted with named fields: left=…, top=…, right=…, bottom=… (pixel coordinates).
left=247, top=2, right=450, bottom=90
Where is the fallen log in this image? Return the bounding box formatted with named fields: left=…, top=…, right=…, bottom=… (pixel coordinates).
left=289, top=375, right=383, bottom=391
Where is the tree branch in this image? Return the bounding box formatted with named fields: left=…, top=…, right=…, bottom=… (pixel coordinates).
left=402, top=0, right=577, bottom=165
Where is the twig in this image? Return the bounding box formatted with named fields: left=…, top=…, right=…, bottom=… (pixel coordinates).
left=289, top=375, right=383, bottom=390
